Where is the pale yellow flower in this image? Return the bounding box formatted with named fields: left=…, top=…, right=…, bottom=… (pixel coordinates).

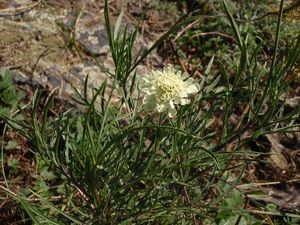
left=141, top=65, right=200, bottom=117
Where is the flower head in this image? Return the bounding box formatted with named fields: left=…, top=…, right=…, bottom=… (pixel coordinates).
left=141, top=65, right=200, bottom=117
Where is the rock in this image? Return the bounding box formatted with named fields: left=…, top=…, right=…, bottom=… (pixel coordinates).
left=0, top=0, right=161, bottom=103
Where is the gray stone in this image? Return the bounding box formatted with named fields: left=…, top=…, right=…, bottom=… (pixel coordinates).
left=0, top=0, right=162, bottom=103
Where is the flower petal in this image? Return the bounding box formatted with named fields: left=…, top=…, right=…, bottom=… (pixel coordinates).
left=180, top=98, right=190, bottom=105
left=157, top=103, right=168, bottom=112
left=168, top=107, right=177, bottom=117
left=169, top=100, right=175, bottom=109
left=186, top=83, right=200, bottom=94
left=143, top=95, right=157, bottom=111
left=179, top=91, right=188, bottom=98
left=174, top=97, right=181, bottom=104
left=184, top=77, right=195, bottom=85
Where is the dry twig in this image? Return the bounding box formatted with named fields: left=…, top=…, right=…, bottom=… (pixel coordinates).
left=0, top=0, right=41, bottom=17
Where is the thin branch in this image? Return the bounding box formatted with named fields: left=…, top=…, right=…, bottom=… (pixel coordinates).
left=0, top=0, right=41, bottom=17
left=169, top=40, right=189, bottom=75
